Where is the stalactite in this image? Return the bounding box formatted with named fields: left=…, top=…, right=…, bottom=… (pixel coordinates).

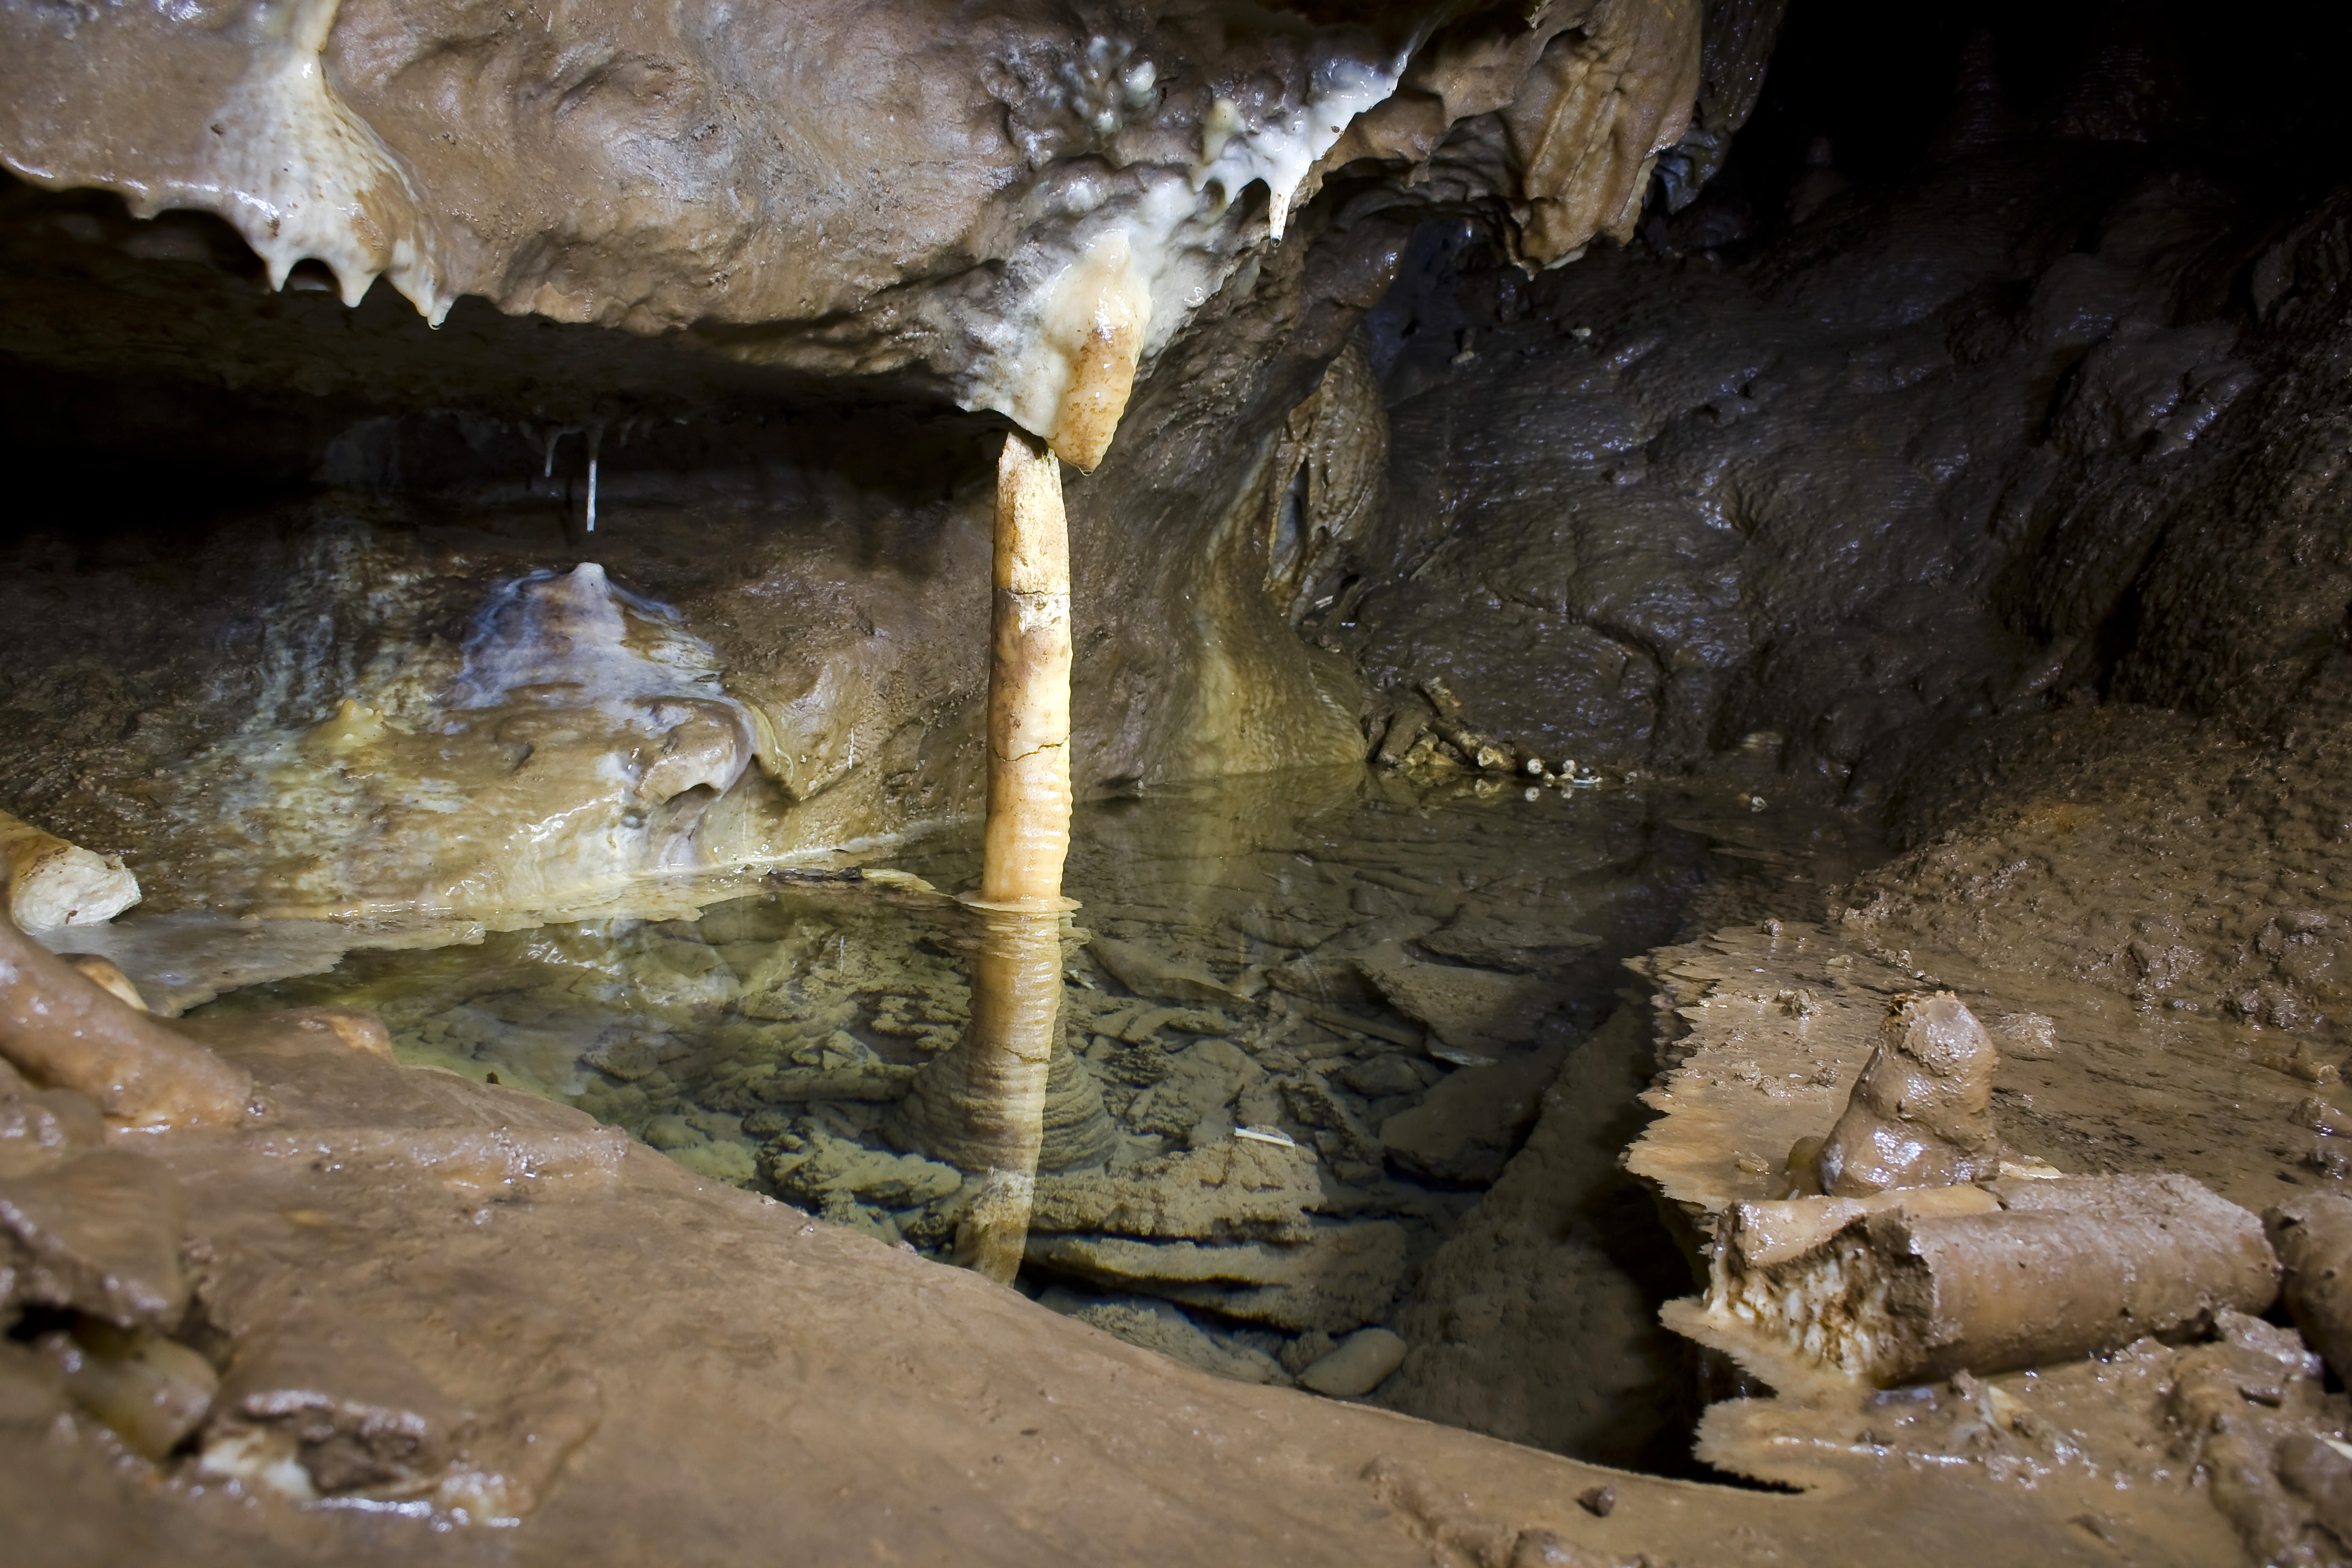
left=585, top=422, right=604, bottom=536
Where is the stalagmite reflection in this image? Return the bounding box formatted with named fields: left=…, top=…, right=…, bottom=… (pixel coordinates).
left=890, top=432, right=1104, bottom=1282
left=893, top=905, right=1072, bottom=1280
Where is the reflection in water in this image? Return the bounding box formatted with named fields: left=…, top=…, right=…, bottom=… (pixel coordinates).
left=890, top=907, right=1071, bottom=1280
left=890, top=433, right=1080, bottom=1281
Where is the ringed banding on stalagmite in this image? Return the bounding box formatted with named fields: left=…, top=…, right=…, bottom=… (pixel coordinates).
left=1806, top=991, right=2002, bottom=1198
left=890, top=432, right=1108, bottom=1281
left=978, top=432, right=1077, bottom=916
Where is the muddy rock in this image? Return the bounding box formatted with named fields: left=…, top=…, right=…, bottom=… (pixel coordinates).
left=1027, top=1138, right=1321, bottom=1245
left=0, top=1151, right=188, bottom=1330
left=1027, top=1221, right=1409, bottom=1335
left=2267, top=1192, right=2352, bottom=1385
left=1380, top=1043, right=1567, bottom=1186
left=1297, top=1327, right=1408, bottom=1398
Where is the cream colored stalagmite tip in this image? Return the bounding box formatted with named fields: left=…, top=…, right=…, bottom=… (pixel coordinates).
left=0, top=809, right=140, bottom=930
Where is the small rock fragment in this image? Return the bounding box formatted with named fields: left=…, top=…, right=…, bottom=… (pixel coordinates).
left=1509, top=1528, right=1616, bottom=1567
left=1339, top=1053, right=1433, bottom=1099
left=2266, top=1191, right=2352, bottom=1384
left=1987, top=1012, right=2057, bottom=1061
left=41, top=1319, right=218, bottom=1460
left=1296, top=1326, right=1407, bottom=1397
left=1380, top=1044, right=1562, bottom=1185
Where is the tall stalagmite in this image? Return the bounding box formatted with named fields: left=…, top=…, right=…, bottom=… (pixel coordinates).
left=981, top=434, right=1075, bottom=910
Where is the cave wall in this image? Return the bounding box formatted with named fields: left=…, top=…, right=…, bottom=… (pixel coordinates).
left=1283, top=4, right=2352, bottom=810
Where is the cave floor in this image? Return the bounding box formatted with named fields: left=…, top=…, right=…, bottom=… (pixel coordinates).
left=13, top=764, right=2317, bottom=1563
left=1, top=976, right=2251, bottom=1568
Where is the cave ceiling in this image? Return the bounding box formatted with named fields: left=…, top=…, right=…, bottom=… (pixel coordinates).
left=0, top=0, right=1772, bottom=466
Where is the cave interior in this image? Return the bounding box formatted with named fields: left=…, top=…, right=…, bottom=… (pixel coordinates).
left=9, top=1, right=2352, bottom=1564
